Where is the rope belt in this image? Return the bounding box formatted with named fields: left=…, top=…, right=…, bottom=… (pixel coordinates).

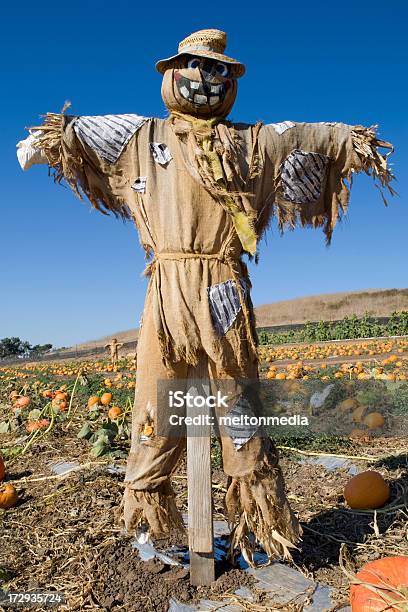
left=154, top=251, right=229, bottom=262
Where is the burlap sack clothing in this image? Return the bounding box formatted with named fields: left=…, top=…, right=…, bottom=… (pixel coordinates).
left=27, top=26, right=393, bottom=563
left=30, top=110, right=393, bottom=563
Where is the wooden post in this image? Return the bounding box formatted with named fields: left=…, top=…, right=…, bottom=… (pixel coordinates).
left=186, top=354, right=215, bottom=585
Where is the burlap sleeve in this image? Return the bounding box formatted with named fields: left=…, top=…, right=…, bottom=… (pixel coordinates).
left=254, top=121, right=395, bottom=243
left=27, top=111, right=142, bottom=220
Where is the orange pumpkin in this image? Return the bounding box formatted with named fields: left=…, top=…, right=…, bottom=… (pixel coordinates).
left=363, top=412, right=385, bottom=430
left=0, top=484, right=18, bottom=509
left=338, top=398, right=359, bottom=413
left=0, top=455, right=5, bottom=481
left=351, top=556, right=408, bottom=611
left=26, top=419, right=49, bottom=433
left=15, top=396, right=30, bottom=409
left=88, top=396, right=100, bottom=409
left=100, top=392, right=113, bottom=406
left=9, top=391, right=19, bottom=401
left=344, top=471, right=390, bottom=510
left=54, top=392, right=68, bottom=402
left=108, top=406, right=123, bottom=420
left=352, top=405, right=368, bottom=424
left=26, top=421, right=38, bottom=433
left=52, top=397, right=68, bottom=411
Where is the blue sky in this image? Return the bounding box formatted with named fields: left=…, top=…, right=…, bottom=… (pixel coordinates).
left=1, top=0, right=407, bottom=347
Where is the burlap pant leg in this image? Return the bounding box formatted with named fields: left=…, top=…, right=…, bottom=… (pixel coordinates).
left=121, top=324, right=301, bottom=563
left=121, top=308, right=187, bottom=536
left=209, top=361, right=302, bottom=564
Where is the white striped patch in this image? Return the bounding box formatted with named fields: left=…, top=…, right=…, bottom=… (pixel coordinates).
left=208, top=279, right=245, bottom=335
left=270, top=121, right=296, bottom=135
left=74, top=114, right=147, bottom=164
left=281, top=150, right=329, bottom=204
left=131, top=177, right=147, bottom=193
left=222, top=396, right=259, bottom=450
left=149, top=142, right=172, bottom=166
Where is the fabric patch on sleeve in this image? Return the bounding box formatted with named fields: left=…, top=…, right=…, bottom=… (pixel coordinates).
left=269, top=121, right=296, bottom=135
left=150, top=142, right=172, bottom=166
left=74, top=114, right=147, bottom=164
left=131, top=177, right=147, bottom=193
left=207, top=279, right=243, bottom=335
left=222, top=395, right=259, bottom=450
left=280, top=150, right=329, bottom=204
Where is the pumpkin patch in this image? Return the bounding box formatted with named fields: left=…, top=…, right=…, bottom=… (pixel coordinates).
left=0, top=334, right=407, bottom=604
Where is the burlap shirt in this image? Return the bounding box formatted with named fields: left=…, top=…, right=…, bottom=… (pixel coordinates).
left=33, top=113, right=392, bottom=375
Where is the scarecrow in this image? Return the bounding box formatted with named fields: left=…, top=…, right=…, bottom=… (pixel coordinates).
left=17, top=29, right=394, bottom=565
left=104, top=338, right=124, bottom=368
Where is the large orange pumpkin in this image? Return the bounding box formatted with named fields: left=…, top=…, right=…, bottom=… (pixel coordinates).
left=344, top=471, right=390, bottom=509
left=351, top=556, right=408, bottom=611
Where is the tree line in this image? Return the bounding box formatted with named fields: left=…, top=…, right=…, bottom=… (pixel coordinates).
left=0, top=337, right=53, bottom=360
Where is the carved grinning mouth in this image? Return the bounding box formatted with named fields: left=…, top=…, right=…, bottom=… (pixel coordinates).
left=174, top=71, right=229, bottom=107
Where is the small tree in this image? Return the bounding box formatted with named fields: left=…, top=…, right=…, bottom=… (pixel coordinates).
left=29, top=343, right=53, bottom=356
left=0, top=337, right=31, bottom=359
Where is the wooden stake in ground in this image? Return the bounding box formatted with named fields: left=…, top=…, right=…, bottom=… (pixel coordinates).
left=186, top=354, right=215, bottom=586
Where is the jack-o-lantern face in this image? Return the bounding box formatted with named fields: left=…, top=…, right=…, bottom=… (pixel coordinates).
left=161, top=55, right=238, bottom=118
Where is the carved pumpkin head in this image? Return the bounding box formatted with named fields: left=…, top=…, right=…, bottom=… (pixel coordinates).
left=156, top=29, right=245, bottom=118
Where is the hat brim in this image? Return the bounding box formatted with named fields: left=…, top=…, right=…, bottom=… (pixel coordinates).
left=156, top=50, right=245, bottom=78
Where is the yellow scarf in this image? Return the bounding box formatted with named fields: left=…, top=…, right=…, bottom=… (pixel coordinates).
left=170, top=111, right=257, bottom=256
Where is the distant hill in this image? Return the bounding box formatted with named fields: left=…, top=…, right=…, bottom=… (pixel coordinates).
left=65, top=288, right=408, bottom=353
left=255, top=288, right=408, bottom=328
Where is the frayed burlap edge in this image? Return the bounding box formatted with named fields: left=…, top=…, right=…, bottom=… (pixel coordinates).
left=350, top=125, right=396, bottom=201
left=29, top=109, right=132, bottom=220
left=225, top=466, right=302, bottom=567
left=120, top=481, right=185, bottom=537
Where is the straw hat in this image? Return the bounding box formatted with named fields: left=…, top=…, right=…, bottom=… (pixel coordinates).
left=156, top=29, right=245, bottom=78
